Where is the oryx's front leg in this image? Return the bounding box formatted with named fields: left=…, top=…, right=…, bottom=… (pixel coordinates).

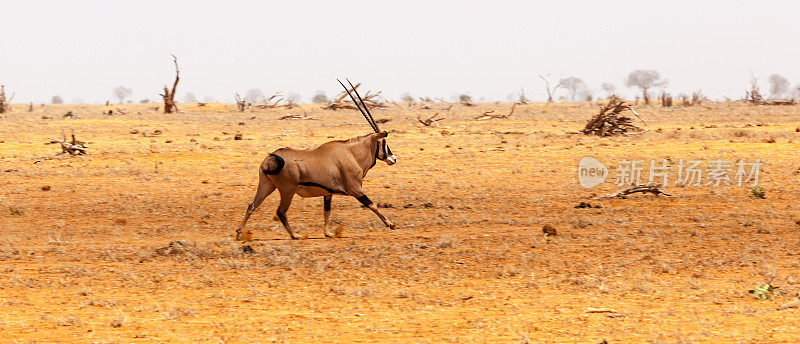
left=355, top=194, right=397, bottom=230
left=322, top=195, right=337, bottom=238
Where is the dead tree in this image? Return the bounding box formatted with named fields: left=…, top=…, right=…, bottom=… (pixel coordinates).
left=661, top=92, right=673, bottom=107
left=593, top=183, right=671, bottom=199
left=160, top=55, right=180, bottom=113
left=50, top=130, right=88, bottom=156
left=417, top=113, right=445, bottom=126
left=539, top=74, right=561, bottom=103
left=517, top=88, right=530, bottom=105
left=691, top=91, right=704, bottom=105
left=746, top=71, right=765, bottom=104
left=234, top=93, right=246, bottom=112
left=581, top=96, right=646, bottom=136
left=323, top=83, right=386, bottom=110
left=0, top=85, right=14, bottom=114
left=475, top=103, right=516, bottom=120
left=28, top=102, right=33, bottom=112
left=679, top=93, right=690, bottom=106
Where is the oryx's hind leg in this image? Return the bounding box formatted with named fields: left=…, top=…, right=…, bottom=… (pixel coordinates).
left=236, top=172, right=276, bottom=241
left=276, top=189, right=303, bottom=240
left=354, top=194, right=397, bottom=230
left=322, top=195, right=333, bottom=238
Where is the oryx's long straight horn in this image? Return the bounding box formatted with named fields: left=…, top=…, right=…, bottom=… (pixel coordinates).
left=337, top=79, right=379, bottom=133
left=347, top=79, right=381, bottom=132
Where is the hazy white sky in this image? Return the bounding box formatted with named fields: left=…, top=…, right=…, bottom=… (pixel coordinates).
left=2, top=0, right=799, bottom=103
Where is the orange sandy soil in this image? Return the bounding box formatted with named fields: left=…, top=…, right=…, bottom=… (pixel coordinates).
left=1, top=101, right=799, bottom=343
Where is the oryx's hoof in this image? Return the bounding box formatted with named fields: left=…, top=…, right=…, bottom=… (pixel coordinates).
left=290, top=234, right=306, bottom=240
left=236, top=230, right=253, bottom=242
left=388, top=223, right=398, bottom=230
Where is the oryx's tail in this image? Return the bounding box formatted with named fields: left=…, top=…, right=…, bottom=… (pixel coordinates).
left=261, top=153, right=285, bottom=175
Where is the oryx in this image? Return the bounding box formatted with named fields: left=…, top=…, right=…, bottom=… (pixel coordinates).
left=235, top=80, right=397, bottom=241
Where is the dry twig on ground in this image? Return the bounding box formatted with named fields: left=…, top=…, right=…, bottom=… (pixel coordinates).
left=593, top=183, right=671, bottom=199
left=278, top=113, right=315, bottom=120
left=417, top=113, right=445, bottom=127
left=474, top=103, right=516, bottom=121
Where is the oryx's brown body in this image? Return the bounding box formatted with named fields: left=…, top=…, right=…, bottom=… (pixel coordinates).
left=236, top=80, right=397, bottom=240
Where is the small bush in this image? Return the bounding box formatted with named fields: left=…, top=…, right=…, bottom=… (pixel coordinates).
left=750, top=186, right=766, bottom=199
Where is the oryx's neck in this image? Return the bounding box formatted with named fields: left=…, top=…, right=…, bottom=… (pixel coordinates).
left=347, top=135, right=378, bottom=175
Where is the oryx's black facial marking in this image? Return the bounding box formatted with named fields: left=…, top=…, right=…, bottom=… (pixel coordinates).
left=357, top=195, right=373, bottom=206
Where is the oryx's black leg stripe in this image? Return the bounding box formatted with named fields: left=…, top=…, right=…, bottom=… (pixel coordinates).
left=357, top=195, right=373, bottom=206
left=299, top=182, right=346, bottom=194
left=324, top=197, right=332, bottom=211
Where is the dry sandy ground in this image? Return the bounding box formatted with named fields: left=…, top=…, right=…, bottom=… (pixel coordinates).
left=1, top=101, right=799, bottom=343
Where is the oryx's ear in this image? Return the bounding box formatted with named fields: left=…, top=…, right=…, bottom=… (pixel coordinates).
left=377, top=131, right=388, bottom=138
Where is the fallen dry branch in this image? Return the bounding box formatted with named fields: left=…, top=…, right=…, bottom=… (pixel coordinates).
left=278, top=113, right=315, bottom=120
left=474, top=103, right=516, bottom=120
left=323, top=83, right=386, bottom=110
left=593, top=183, right=671, bottom=199
left=582, top=96, right=645, bottom=136
left=50, top=130, right=87, bottom=156
left=417, top=113, right=445, bottom=127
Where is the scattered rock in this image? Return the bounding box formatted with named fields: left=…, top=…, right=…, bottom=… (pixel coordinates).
left=154, top=240, right=198, bottom=256
left=129, top=129, right=139, bottom=134
left=234, top=133, right=243, bottom=140
left=114, top=219, right=127, bottom=225
left=421, top=202, right=434, bottom=208
left=241, top=245, right=255, bottom=254
left=756, top=228, right=771, bottom=234
left=778, top=298, right=800, bottom=310
left=542, top=224, right=557, bottom=237
left=377, top=202, right=394, bottom=208
left=575, top=202, right=601, bottom=209
left=41, top=186, right=51, bottom=191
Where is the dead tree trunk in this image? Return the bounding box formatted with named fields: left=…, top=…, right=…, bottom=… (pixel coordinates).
left=539, top=74, right=560, bottom=103
left=661, top=92, right=672, bottom=107
left=234, top=93, right=246, bottom=112
left=160, top=55, right=180, bottom=113
left=0, top=85, right=14, bottom=114
left=746, top=71, right=765, bottom=104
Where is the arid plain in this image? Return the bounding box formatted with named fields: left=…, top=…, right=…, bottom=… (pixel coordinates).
left=1, top=101, right=799, bottom=343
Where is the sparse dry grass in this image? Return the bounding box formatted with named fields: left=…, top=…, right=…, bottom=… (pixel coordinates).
left=0, top=102, right=799, bottom=342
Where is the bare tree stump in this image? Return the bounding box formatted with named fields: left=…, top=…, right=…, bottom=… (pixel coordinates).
left=160, top=55, right=180, bottom=113
left=50, top=130, right=88, bottom=156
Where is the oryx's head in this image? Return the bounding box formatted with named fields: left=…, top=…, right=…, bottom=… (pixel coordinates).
left=339, top=79, right=396, bottom=165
